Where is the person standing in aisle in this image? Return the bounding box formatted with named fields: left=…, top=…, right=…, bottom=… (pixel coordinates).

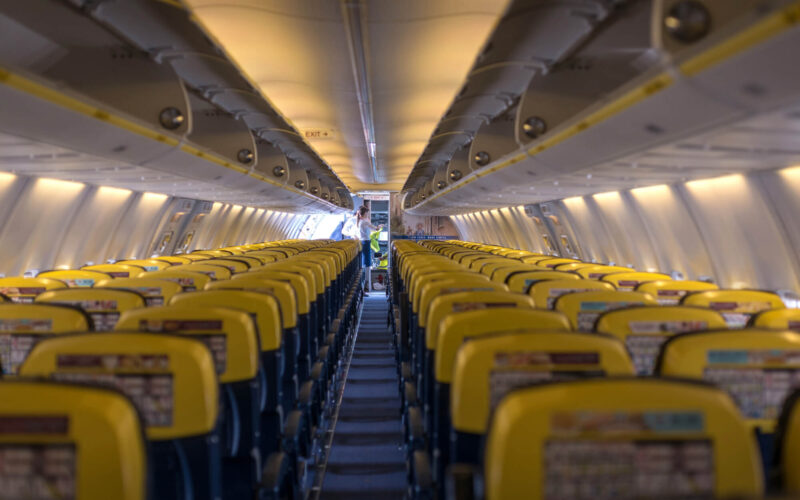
left=357, top=205, right=382, bottom=295
left=341, top=209, right=359, bottom=240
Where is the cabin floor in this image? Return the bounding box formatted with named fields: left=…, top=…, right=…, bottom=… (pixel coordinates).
left=317, top=294, right=406, bottom=499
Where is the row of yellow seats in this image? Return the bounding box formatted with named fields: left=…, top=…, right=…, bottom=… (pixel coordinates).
left=393, top=239, right=800, bottom=499
left=0, top=238, right=361, bottom=500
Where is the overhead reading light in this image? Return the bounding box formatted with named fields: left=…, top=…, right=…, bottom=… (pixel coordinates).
left=310, top=186, right=319, bottom=195
left=272, top=165, right=286, bottom=177
left=522, top=116, right=547, bottom=138
left=449, top=169, right=463, bottom=181
left=474, top=151, right=490, bottom=166
left=664, top=0, right=711, bottom=43
left=159, top=107, right=185, bottom=130
left=294, top=180, right=306, bottom=190
left=237, top=149, right=254, bottom=164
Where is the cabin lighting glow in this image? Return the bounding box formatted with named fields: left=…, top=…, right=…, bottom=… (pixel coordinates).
left=779, top=165, right=800, bottom=180
left=593, top=191, right=621, bottom=201
left=142, top=192, right=169, bottom=202
left=562, top=196, right=585, bottom=205
left=685, top=174, right=744, bottom=191
left=631, top=184, right=670, bottom=197
left=36, top=177, right=84, bottom=192
left=98, top=186, right=132, bottom=197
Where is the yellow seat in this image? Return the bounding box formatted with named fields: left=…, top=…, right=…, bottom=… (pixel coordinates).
left=528, top=278, right=614, bottom=309
left=467, top=257, right=509, bottom=272
left=682, top=289, right=785, bottom=328
left=192, top=249, right=233, bottom=258
left=226, top=255, right=264, bottom=269
left=142, top=269, right=213, bottom=292
left=266, top=261, right=323, bottom=300
left=37, top=269, right=111, bottom=288
left=95, top=277, right=183, bottom=306
left=453, top=252, right=488, bottom=265
left=172, top=263, right=233, bottom=281
left=243, top=253, right=279, bottom=265
left=0, top=277, right=66, bottom=303
left=245, top=250, right=283, bottom=263
left=404, top=259, right=459, bottom=289
left=573, top=264, right=632, bottom=279
left=82, top=263, right=147, bottom=278
left=117, top=259, right=172, bottom=271
left=0, top=380, right=147, bottom=500
left=416, top=277, right=506, bottom=329
left=535, top=257, right=581, bottom=269
left=411, top=283, right=513, bottom=399
left=479, top=261, right=528, bottom=279
left=518, top=255, right=554, bottom=265
left=0, top=303, right=91, bottom=374
left=410, top=270, right=485, bottom=312
left=154, top=255, right=194, bottom=265
left=635, top=279, right=719, bottom=305
left=555, top=290, right=657, bottom=331
left=596, top=305, right=728, bottom=375
left=207, top=277, right=298, bottom=333
left=658, top=328, right=800, bottom=432
left=170, top=290, right=282, bottom=352
left=35, top=288, right=146, bottom=331
left=601, top=271, right=672, bottom=291
left=219, top=247, right=246, bottom=255
left=504, top=250, right=540, bottom=260
left=488, top=264, right=548, bottom=284
left=435, top=310, right=572, bottom=400
left=261, top=246, right=299, bottom=257
left=170, top=254, right=211, bottom=262
left=752, top=309, right=800, bottom=329
left=506, top=271, right=582, bottom=294
left=485, top=378, right=763, bottom=500
left=460, top=254, right=497, bottom=269
left=299, top=251, right=338, bottom=284
left=116, top=305, right=259, bottom=384
left=20, top=332, right=220, bottom=498
left=311, top=248, right=345, bottom=276
left=552, top=262, right=595, bottom=272
left=292, top=254, right=333, bottom=290
left=776, top=390, right=800, bottom=492
left=451, top=330, right=634, bottom=443
left=206, top=258, right=250, bottom=273
left=242, top=270, right=311, bottom=320
left=426, top=291, right=539, bottom=354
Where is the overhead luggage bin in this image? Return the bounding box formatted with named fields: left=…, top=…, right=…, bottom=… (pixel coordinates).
left=0, top=1, right=352, bottom=213
left=404, top=1, right=800, bottom=215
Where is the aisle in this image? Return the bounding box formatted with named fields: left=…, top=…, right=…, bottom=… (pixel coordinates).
left=318, top=294, right=406, bottom=500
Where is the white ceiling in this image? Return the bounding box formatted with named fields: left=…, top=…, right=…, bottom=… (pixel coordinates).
left=184, top=0, right=509, bottom=193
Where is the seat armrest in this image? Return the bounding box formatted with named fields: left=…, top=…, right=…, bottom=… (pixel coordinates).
left=261, top=451, right=292, bottom=499
left=445, top=463, right=483, bottom=500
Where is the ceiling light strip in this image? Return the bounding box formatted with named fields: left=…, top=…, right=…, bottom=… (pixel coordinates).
left=340, top=0, right=379, bottom=184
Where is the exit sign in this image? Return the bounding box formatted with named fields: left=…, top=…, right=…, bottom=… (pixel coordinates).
left=301, top=128, right=336, bottom=140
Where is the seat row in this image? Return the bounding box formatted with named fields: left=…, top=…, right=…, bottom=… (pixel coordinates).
left=0, top=238, right=363, bottom=500
left=390, top=239, right=800, bottom=500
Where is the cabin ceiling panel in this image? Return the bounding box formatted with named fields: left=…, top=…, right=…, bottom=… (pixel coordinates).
left=184, top=0, right=508, bottom=192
